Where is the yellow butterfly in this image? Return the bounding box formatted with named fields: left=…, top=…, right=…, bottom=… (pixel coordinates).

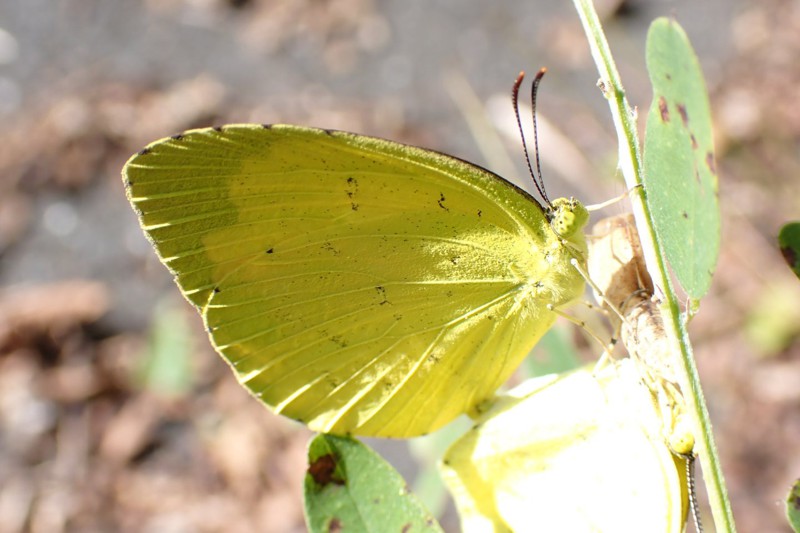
left=122, top=77, right=589, bottom=437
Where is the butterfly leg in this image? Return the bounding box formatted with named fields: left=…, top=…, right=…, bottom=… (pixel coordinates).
left=584, top=184, right=643, bottom=212
left=545, top=303, right=617, bottom=369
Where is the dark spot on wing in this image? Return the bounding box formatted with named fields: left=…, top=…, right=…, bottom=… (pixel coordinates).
left=328, top=518, right=343, bottom=533
left=677, top=103, right=689, bottom=127
left=401, top=524, right=412, bottom=533
left=682, top=211, right=689, bottom=219
left=213, top=125, right=223, bottom=132
left=322, top=242, right=340, bottom=256
left=665, top=73, right=672, bottom=81
left=376, top=286, right=390, bottom=305
left=330, top=335, right=348, bottom=348
left=213, top=287, right=221, bottom=293
left=266, top=247, right=274, bottom=254
left=323, top=129, right=335, bottom=136
left=137, top=147, right=151, bottom=156
left=307, top=453, right=344, bottom=487
left=261, top=124, right=272, bottom=129
left=690, top=134, right=698, bottom=149
left=477, top=209, right=482, bottom=217
left=658, top=96, right=669, bottom=122
left=171, top=133, right=184, bottom=141
left=437, top=192, right=449, bottom=211
left=345, top=176, right=359, bottom=210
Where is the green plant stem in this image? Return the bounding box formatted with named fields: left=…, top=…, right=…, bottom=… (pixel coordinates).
left=570, top=1, right=736, bottom=531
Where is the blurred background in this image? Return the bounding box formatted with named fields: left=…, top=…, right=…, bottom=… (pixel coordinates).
left=1, top=0, right=798, bottom=531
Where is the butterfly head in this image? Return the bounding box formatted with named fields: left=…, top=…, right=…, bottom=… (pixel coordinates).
left=544, top=197, right=589, bottom=266
left=547, top=197, right=589, bottom=241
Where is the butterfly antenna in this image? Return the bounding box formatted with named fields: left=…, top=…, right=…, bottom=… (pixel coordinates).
left=512, top=69, right=550, bottom=205
left=530, top=68, right=550, bottom=205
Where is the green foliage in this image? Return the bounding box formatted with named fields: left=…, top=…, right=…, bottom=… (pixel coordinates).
left=778, top=222, right=800, bottom=278
left=745, top=285, right=800, bottom=356
left=408, top=421, right=472, bottom=519
left=522, top=325, right=582, bottom=378
left=135, top=299, right=193, bottom=396
left=644, top=17, right=720, bottom=300
left=303, top=434, right=443, bottom=533
left=788, top=479, right=800, bottom=532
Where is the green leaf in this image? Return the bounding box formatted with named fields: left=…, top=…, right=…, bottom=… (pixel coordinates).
left=409, top=420, right=472, bottom=519
left=523, top=325, right=582, bottom=378
left=644, top=18, right=720, bottom=299
left=304, top=434, right=443, bottom=533
left=778, top=222, right=800, bottom=278
left=135, top=299, right=193, bottom=396
left=787, top=479, right=800, bottom=532
left=744, top=284, right=800, bottom=356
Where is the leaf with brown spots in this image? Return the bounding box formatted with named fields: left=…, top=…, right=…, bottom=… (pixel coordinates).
left=307, top=453, right=344, bottom=488
left=643, top=18, right=720, bottom=299
left=304, top=434, right=443, bottom=532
